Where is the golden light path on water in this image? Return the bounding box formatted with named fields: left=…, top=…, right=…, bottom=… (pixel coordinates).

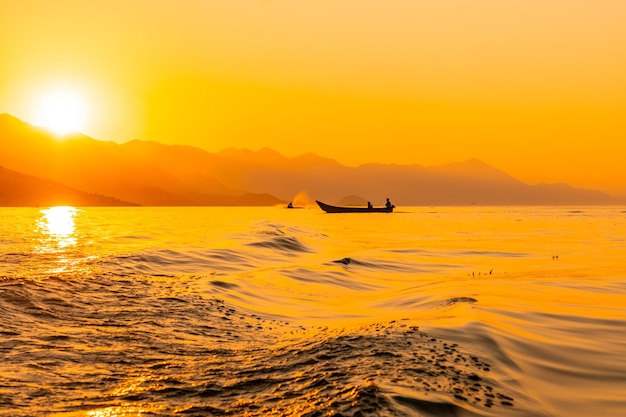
left=83, top=405, right=155, bottom=417
left=37, top=206, right=78, bottom=249
left=34, top=206, right=85, bottom=276
left=35, top=207, right=154, bottom=417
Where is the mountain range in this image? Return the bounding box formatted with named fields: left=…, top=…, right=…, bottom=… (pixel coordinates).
left=1, top=113, right=624, bottom=207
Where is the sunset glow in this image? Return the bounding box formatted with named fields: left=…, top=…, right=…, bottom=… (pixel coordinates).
left=32, top=87, right=89, bottom=136
left=1, top=1, right=626, bottom=195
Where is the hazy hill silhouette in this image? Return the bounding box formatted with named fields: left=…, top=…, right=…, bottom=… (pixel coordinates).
left=0, top=166, right=134, bottom=206
left=1, top=113, right=623, bottom=206
left=213, top=154, right=620, bottom=206
left=336, top=195, right=369, bottom=206
left=0, top=114, right=283, bottom=206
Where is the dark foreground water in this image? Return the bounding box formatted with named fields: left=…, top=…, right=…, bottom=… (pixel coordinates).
left=1, top=206, right=625, bottom=416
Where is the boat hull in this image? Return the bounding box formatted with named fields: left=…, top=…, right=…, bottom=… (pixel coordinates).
left=316, top=200, right=394, bottom=213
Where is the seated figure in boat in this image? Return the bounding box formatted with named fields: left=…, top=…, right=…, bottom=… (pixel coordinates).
left=385, top=198, right=394, bottom=209
left=367, top=201, right=373, bottom=209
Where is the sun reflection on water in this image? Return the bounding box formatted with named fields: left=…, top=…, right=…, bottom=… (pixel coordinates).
left=38, top=206, right=79, bottom=249
left=32, top=206, right=101, bottom=277
left=85, top=405, right=150, bottom=417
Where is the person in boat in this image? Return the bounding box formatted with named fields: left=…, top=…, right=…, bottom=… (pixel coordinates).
left=385, top=198, right=394, bottom=209
left=287, top=202, right=293, bottom=208
left=367, top=201, right=373, bottom=209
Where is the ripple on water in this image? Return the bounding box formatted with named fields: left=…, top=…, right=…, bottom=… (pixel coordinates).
left=330, top=256, right=453, bottom=275
left=97, top=247, right=259, bottom=275
left=278, top=267, right=381, bottom=291
left=454, top=250, right=529, bottom=258
left=247, top=235, right=312, bottom=253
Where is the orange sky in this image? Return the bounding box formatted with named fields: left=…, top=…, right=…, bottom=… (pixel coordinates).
left=2, top=0, right=626, bottom=195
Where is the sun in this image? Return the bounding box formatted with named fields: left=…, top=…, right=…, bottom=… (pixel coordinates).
left=32, top=87, right=89, bottom=136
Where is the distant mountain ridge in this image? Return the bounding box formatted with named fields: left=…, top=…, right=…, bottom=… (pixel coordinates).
left=1, top=113, right=624, bottom=206
left=0, top=165, right=134, bottom=207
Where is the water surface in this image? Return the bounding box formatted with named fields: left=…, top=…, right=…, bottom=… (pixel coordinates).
left=1, top=206, right=625, bottom=416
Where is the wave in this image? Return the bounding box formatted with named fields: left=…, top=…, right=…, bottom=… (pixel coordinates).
left=330, top=256, right=459, bottom=274
left=0, top=271, right=538, bottom=417
left=242, top=221, right=320, bottom=255
left=247, top=235, right=311, bottom=253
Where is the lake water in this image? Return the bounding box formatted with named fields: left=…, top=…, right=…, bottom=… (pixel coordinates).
left=1, top=206, right=625, bottom=417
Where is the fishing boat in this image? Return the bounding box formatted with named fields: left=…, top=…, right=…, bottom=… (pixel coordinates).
left=316, top=200, right=394, bottom=213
